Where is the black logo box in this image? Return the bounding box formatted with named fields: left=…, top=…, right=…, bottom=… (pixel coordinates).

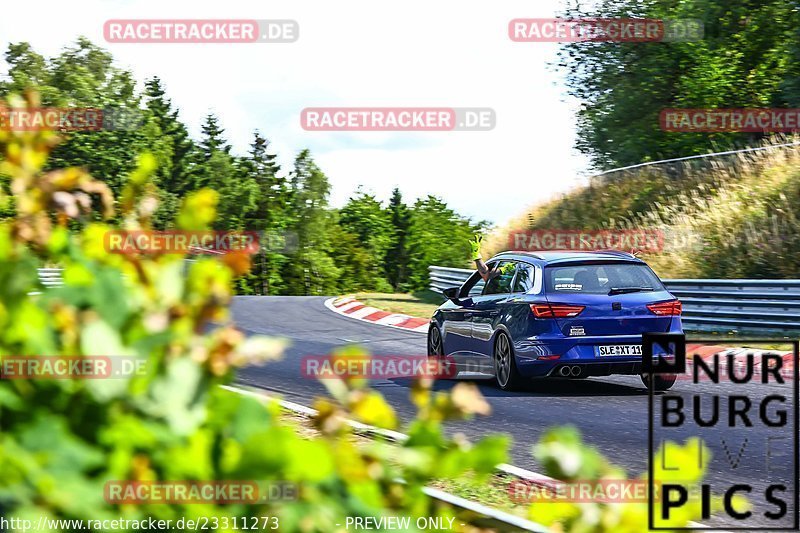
left=644, top=336, right=799, bottom=531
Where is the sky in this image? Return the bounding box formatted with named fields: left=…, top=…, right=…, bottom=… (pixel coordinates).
left=0, top=0, right=593, bottom=226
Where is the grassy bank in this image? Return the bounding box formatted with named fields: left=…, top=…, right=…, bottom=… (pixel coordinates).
left=351, top=290, right=445, bottom=318
left=486, top=137, right=800, bottom=280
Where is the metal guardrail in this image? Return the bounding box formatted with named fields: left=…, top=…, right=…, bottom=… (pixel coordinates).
left=588, top=138, right=800, bottom=186
left=592, top=139, right=800, bottom=178
left=429, top=266, right=475, bottom=293
left=36, top=266, right=800, bottom=333
left=429, top=265, right=800, bottom=334
left=35, top=255, right=206, bottom=290
left=37, top=268, right=64, bottom=288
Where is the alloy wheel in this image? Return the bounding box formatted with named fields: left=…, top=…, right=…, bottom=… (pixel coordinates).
left=495, top=334, right=511, bottom=387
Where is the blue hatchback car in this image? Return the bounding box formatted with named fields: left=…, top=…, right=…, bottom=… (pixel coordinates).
left=428, top=251, right=683, bottom=391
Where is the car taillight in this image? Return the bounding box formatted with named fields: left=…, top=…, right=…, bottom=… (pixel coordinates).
left=647, top=300, right=682, bottom=316
left=530, top=304, right=585, bottom=318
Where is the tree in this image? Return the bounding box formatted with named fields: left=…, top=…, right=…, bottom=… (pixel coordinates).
left=193, top=113, right=234, bottom=192
left=0, top=95, right=512, bottom=533
left=281, top=149, right=340, bottom=294
left=213, top=153, right=259, bottom=230
left=328, top=222, right=378, bottom=292
left=0, top=38, right=149, bottom=199
left=558, top=0, right=799, bottom=169
left=0, top=43, right=56, bottom=102
left=143, top=77, right=197, bottom=198
left=199, top=113, right=231, bottom=159
left=338, top=187, right=394, bottom=290
left=241, top=131, right=287, bottom=295
left=0, top=38, right=492, bottom=298
left=242, top=131, right=284, bottom=229
left=406, top=196, right=485, bottom=290
left=385, top=188, right=411, bottom=290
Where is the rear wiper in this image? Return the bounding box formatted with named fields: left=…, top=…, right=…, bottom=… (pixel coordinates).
left=608, top=287, right=655, bottom=295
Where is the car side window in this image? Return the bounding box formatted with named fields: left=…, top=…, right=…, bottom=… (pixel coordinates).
left=512, top=263, right=534, bottom=293
left=483, top=261, right=515, bottom=296
left=459, top=270, right=485, bottom=297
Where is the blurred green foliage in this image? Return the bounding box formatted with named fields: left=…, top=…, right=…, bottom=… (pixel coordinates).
left=528, top=427, right=739, bottom=532
left=0, top=91, right=508, bottom=532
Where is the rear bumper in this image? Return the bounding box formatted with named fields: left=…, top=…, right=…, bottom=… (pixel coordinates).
left=545, top=360, right=644, bottom=377
left=517, top=355, right=646, bottom=378
left=514, top=325, right=682, bottom=378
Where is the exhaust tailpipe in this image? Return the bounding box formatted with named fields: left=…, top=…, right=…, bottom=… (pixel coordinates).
left=559, top=366, right=571, bottom=377
left=570, top=366, right=582, bottom=377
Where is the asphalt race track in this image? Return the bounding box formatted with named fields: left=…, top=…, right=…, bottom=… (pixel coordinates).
left=233, top=296, right=797, bottom=528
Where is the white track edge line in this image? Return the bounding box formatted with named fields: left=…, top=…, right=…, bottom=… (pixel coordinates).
left=222, top=384, right=719, bottom=531
left=222, top=384, right=545, bottom=531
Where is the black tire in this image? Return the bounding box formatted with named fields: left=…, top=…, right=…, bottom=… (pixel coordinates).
left=494, top=332, right=525, bottom=391
left=641, top=373, right=677, bottom=391
left=427, top=325, right=456, bottom=379
left=427, top=325, right=443, bottom=357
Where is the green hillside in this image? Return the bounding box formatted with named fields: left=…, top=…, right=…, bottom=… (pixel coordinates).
left=487, top=139, right=800, bottom=279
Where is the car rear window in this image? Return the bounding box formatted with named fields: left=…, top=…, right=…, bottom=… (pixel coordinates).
left=545, top=263, right=664, bottom=294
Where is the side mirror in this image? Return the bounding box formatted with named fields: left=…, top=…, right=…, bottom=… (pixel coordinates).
left=442, top=287, right=473, bottom=306
left=443, top=287, right=460, bottom=301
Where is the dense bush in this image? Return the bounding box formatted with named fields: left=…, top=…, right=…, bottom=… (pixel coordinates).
left=488, top=138, right=800, bottom=280
left=0, top=91, right=507, bottom=532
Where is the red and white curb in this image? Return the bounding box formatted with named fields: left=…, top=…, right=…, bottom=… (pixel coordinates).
left=325, top=296, right=430, bottom=334
left=685, top=344, right=795, bottom=380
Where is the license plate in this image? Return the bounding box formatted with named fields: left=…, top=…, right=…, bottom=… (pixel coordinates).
left=596, top=344, right=642, bottom=357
